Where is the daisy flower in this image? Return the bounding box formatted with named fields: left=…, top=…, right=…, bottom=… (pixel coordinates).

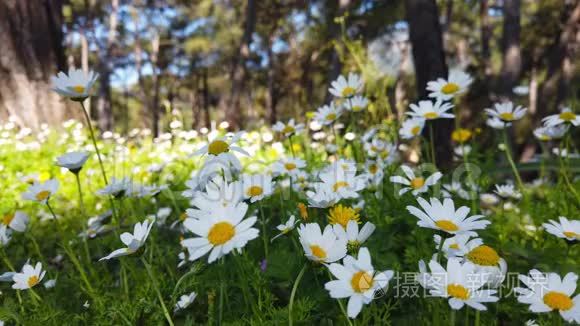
left=21, top=179, right=59, bottom=203
left=240, top=174, right=273, bottom=203
left=406, top=197, right=491, bottom=235
left=174, top=292, right=197, bottom=312
left=542, top=107, right=580, bottom=127
left=187, top=178, right=243, bottom=215
left=272, top=215, right=298, bottom=241
left=51, top=68, right=99, bottom=101
left=486, top=117, right=509, bottom=130
left=272, top=119, right=305, bottom=137
left=426, top=70, right=472, bottom=101
left=12, top=262, right=46, bottom=290
left=485, top=101, right=527, bottom=122
left=364, top=159, right=384, bottom=187
left=306, top=183, right=339, bottom=208
left=96, top=177, right=131, bottom=198
left=433, top=232, right=480, bottom=259
left=543, top=216, right=580, bottom=241
left=316, top=160, right=367, bottom=200
left=271, top=158, right=306, bottom=177
left=389, top=165, right=442, bottom=196
left=329, top=73, right=363, bottom=98
left=1, top=211, right=29, bottom=232
left=399, top=118, right=425, bottom=140
left=298, top=223, right=347, bottom=263
left=407, top=100, right=454, bottom=120
left=451, top=128, right=472, bottom=144
left=333, top=221, right=376, bottom=253
left=99, top=219, right=154, bottom=261
left=345, top=95, right=369, bottom=112
left=194, top=133, right=249, bottom=171
left=55, top=151, right=90, bottom=173
left=327, top=204, right=360, bottom=229
left=493, top=183, right=522, bottom=200
left=455, top=241, right=508, bottom=288
left=424, top=258, right=499, bottom=311
left=314, top=103, right=343, bottom=126
left=533, top=125, right=567, bottom=141
left=442, top=181, right=470, bottom=200
left=181, top=202, right=259, bottom=264
left=480, top=193, right=500, bottom=207
left=324, top=247, right=394, bottom=318
left=515, top=270, right=580, bottom=323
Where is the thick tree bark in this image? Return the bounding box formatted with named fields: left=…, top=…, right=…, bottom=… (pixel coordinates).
left=0, top=0, right=72, bottom=128
left=498, top=0, right=522, bottom=97
left=226, top=0, right=256, bottom=129
left=537, top=2, right=580, bottom=118
left=95, top=0, right=119, bottom=132
left=406, top=0, right=453, bottom=168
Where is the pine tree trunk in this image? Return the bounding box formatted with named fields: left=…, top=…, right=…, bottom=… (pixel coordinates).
left=499, top=0, right=522, bottom=97
left=406, top=0, right=453, bottom=168
left=0, top=0, right=71, bottom=128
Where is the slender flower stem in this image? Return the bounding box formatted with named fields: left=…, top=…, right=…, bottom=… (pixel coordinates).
left=141, top=257, right=174, bottom=326
left=75, top=172, right=91, bottom=262
left=80, top=101, right=108, bottom=185
left=289, top=263, right=308, bottom=326
left=501, top=129, right=524, bottom=190
left=434, top=234, right=445, bottom=263
left=327, top=269, right=354, bottom=326
left=288, top=135, right=296, bottom=158
left=428, top=123, right=437, bottom=167
left=258, top=202, right=269, bottom=259
left=474, top=310, right=480, bottom=326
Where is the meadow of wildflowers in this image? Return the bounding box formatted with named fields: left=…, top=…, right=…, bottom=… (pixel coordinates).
left=0, top=68, right=578, bottom=325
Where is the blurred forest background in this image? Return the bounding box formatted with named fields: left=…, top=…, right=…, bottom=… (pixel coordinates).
left=0, top=0, right=578, bottom=144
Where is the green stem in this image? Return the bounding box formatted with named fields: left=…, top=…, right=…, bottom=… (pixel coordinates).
left=80, top=101, right=108, bottom=185
left=429, top=123, right=437, bottom=167
left=75, top=173, right=92, bottom=262
left=327, top=269, right=354, bottom=326
left=474, top=310, right=480, bottom=326
left=258, top=202, right=269, bottom=259
left=434, top=234, right=446, bottom=263
left=501, top=129, right=524, bottom=190
left=141, top=257, right=174, bottom=326
left=288, top=135, right=297, bottom=158
left=289, top=264, right=308, bottom=326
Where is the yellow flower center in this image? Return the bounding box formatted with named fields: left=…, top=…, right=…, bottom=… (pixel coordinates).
left=452, top=129, right=472, bottom=143
left=247, top=186, right=263, bottom=197
left=27, top=275, right=39, bottom=288
left=466, top=245, right=500, bottom=266
left=179, top=212, right=187, bottom=222
left=2, top=213, right=14, bottom=226
left=284, top=162, right=297, bottom=171
left=282, top=125, right=295, bottom=134
left=369, top=164, right=378, bottom=175
left=351, top=271, right=374, bottom=293
left=298, top=203, right=309, bottom=221
left=332, top=181, right=350, bottom=192
left=435, top=220, right=459, bottom=232
left=207, top=221, right=235, bottom=245
left=342, top=86, right=356, bottom=97
left=328, top=204, right=360, bottom=228
left=543, top=291, right=573, bottom=311
left=441, top=82, right=460, bottom=95
left=207, top=140, right=230, bottom=155
left=447, top=284, right=470, bottom=300
left=352, top=106, right=362, bottom=112
left=71, top=85, right=86, bottom=94
left=310, top=245, right=327, bottom=259
left=499, top=112, right=515, bottom=121
left=411, top=126, right=421, bottom=136
left=36, top=190, right=51, bottom=201
left=449, top=243, right=460, bottom=250
left=559, top=111, right=576, bottom=122
left=326, top=113, right=337, bottom=121
left=410, top=177, right=425, bottom=189
left=424, top=112, right=439, bottom=119
left=563, top=231, right=579, bottom=240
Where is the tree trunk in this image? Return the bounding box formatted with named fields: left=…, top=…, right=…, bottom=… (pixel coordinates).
left=537, top=2, right=580, bottom=118
left=202, top=68, right=210, bottom=128
left=95, top=0, right=119, bottom=132
left=226, top=0, right=256, bottom=129
left=406, top=0, right=453, bottom=168
left=267, top=36, right=278, bottom=125
left=480, top=0, right=492, bottom=78
left=324, top=0, right=351, bottom=103
left=498, top=0, right=521, bottom=97
left=0, top=0, right=71, bottom=128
